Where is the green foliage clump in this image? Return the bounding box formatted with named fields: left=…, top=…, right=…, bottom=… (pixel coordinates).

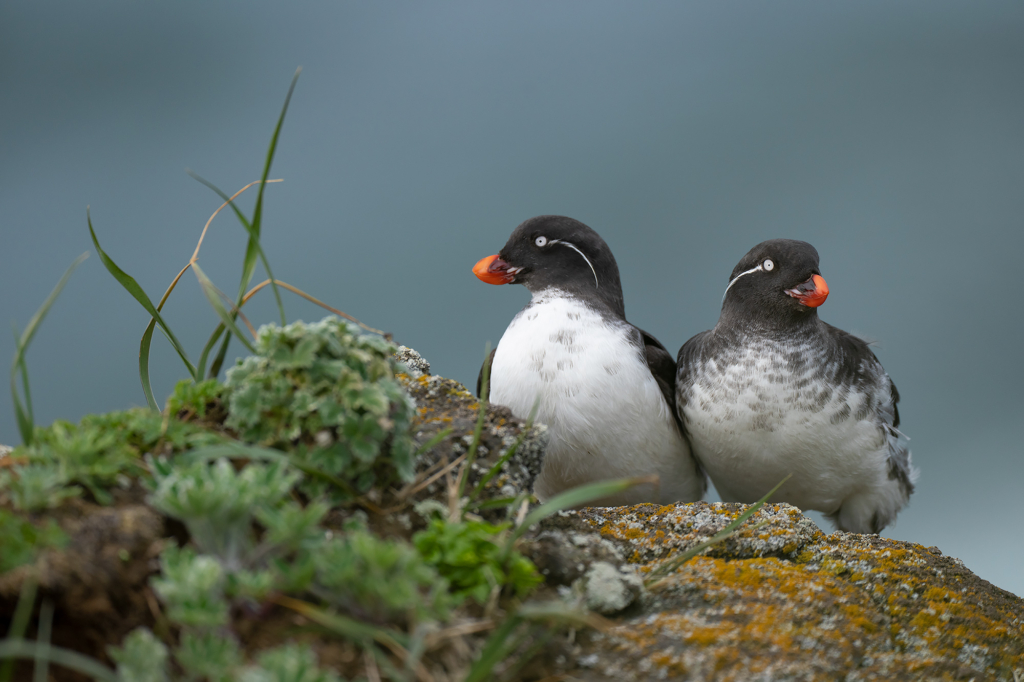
left=414, top=518, right=542, bottom=604
left=108, top=628, right=170, bottom=682
left=174, top=631, right=242, bottom=682
left=0, top=508, right=67, bottom=573
left=0, top=409, right=225, bottom=510
left=165, top=378, right=225, bottom=419
left=223, top=318, right=416, bottom=495
left=149, top=457, right=300, bottom=566
left=0, top=462, right=80, bottom=511
left=312, top=529, right=451, bottom=623
left=150, top=544, right=229, bottom=628
left=109, top=628, right=340, bottom=682
left=18, top=418, right=143, bottom=505
left=240, top=644, right=342, bottom=682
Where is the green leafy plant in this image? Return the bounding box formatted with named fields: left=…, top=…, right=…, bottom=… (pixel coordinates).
left=174, top=631, right=242, bottom=682
left=0, top=409, right=224, bottom=510
left=149, top=457, right=300, bottom=566
left=165, top=378, right=225, bottom=419
left=0, top=463, right=80, bottom=511
left=224, top=317, right=416, bottom=496
left=150, top=544, right=230, bottom=628
left=0, top=509, right=67, bottom=574
left=107, top=628, right=170, bottom=682
left=240, top=644, right=342, bottom=682
left=414, top=518, right=542, bottom=604
left=312, top=529, right=451, bottom=624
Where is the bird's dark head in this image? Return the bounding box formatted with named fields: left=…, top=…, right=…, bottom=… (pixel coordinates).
left=721, top=239, right=829, bottom=325
left=473, top=215, right=624, bottom=316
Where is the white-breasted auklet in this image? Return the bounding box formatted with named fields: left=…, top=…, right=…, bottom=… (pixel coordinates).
left=473, top=215, right=705, bottom=506
left=675, top=239, right=917, bottom=534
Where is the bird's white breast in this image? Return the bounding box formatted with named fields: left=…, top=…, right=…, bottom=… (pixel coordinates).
left=490, top=290, right=700, bottom=505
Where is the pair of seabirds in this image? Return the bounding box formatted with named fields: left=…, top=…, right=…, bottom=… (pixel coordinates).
left=472, top=215, right=917, bottom=534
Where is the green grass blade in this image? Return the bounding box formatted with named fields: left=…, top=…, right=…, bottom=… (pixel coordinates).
left=471, top=397, right=539, bottom=502
left=509, top=475, right=655, bottom=547
left=457, top=343, right=490, bottom=501
left=413, top=427, right=452, bottom=459
left=33, top=600, right=54, bottom=682
left=207, top=328, right=233, bottom=379
left=644, top=474, right=792, bottom=587
left=88, top=211, right=197, bottom=379
left=272, top=595, right=409, bottom=654
left=190, top=263, right=256, bottom=354
left=187, top=170, right=286, bottom=326
left=0, top=641, right=117, bottom=682
left=463, top=615, right=522, bottom=682
left=0, top=577, right=37, bottom=682
left=186, top=169, right=253, bottom=233
left=14, top=329, right=34, bottom=430
left=239, top=67, right=300, bottom=302
left=11, top=341, right=34, bottom=446
left=10, top=252, right=88, bottom=445
left=196, top=323, right=227, bottom=380
left=137, top=319, right=159, bottom=411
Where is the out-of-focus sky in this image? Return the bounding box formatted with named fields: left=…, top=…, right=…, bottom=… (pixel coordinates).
left=1, top=2, right=1021, bottom=596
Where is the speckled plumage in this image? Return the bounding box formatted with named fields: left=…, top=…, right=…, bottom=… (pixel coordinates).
left=676, top=239, right=916, bottom=534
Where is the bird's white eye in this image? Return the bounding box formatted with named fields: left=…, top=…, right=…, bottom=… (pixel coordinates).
left=535, top=236, right=547, bottom=247
left=763, top=259, right=775, bottom=271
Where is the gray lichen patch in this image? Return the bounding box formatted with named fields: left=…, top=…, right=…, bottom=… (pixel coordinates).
left=400, top=372, right=546, bottom=511
left=547, top=502, right=1024, bottom=681
left=583, top=561, right=644, bottom=615
left=393, top=345, right=431, bottom=378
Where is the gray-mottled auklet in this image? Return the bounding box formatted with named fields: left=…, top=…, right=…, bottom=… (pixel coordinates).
left=473, top=215, right=705, bottom=506
left=675, top=239, right=916, bottom=533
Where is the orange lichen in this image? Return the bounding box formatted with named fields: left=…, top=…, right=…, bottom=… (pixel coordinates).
left=563, top=501, right=1023, bottom=680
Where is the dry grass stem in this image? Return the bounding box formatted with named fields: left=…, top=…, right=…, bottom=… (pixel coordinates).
left=190, top=179, right=283, bottom=263
left=399, top=454, right=466, bottom=501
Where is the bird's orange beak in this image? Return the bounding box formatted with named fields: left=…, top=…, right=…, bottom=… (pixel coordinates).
left=785, top=274, right=829, bottom=307
left=473, top=254, right=517, bottom=285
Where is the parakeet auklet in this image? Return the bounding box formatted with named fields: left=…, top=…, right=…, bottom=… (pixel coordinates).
left=472, top=215, right=705, bottom=506
left=675, top=239, right=916, bottom=534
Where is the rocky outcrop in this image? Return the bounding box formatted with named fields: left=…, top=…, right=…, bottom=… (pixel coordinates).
left=400, top=355, right=1024, bottom=680
left=532, top=502, right=1024, bottom=680
left=2, top=354, right=1021, bottom=681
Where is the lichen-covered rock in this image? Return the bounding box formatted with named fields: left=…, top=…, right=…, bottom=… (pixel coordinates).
left=547, top=502, right=1024, bottom=681
left=584, top=561, right=644, bottom=615
left=393, top=345, right=431, bottom=378
left=400, top=372, right=546, bottom=509
left=546, top=501, right=823, bottom=563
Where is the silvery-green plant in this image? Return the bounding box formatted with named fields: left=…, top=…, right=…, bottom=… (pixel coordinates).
left=108, top=628, right=170, bottom=682
left=0, top=463, right=80, bottom=511
left=173, top=632, right=242, bottom=682
left=312, top=530, right=451, bottom=624
left=224, top=318, right=416, bottom=497
left=150, top=544, right=229, bottom=628
left=239, top=644, right=342, bottom=682
left=148, top=457, right=299, bottom=567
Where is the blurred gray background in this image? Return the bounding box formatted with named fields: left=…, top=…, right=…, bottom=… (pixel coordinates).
left=1, top=2, right=1021, bottom=595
